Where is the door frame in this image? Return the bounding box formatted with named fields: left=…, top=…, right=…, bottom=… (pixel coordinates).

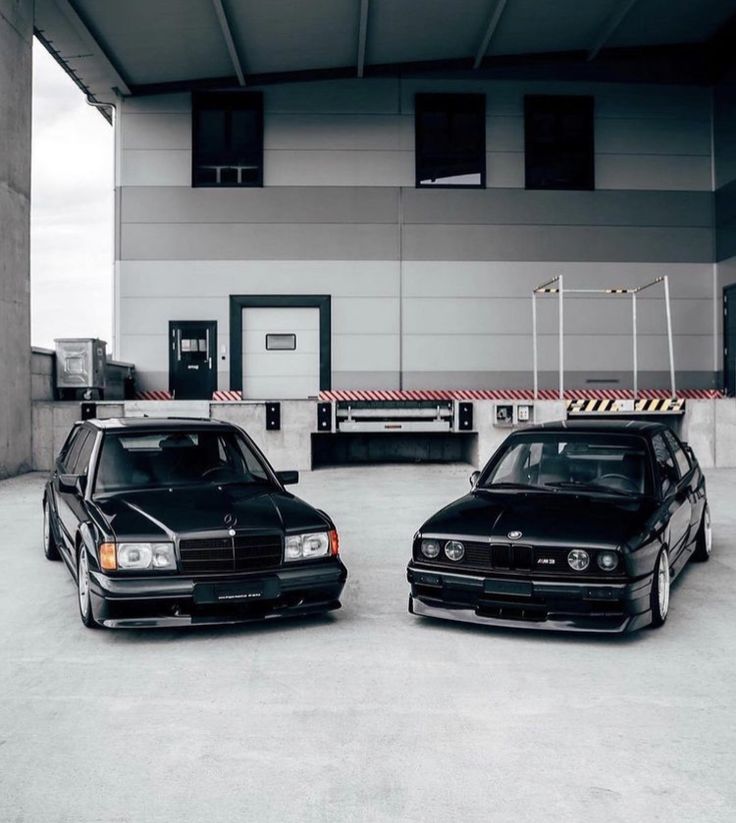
left=724, top=285, right=736, bottom=397
left=229, top=295, right=331, bottom=393
left=168, top=320, right=218, bottom=399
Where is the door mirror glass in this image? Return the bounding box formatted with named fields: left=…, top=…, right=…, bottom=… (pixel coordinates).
left=277, top=470, right=299, bottom=486
left=470, top=470, right=480, bottom=488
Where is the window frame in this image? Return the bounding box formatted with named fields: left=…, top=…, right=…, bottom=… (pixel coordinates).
left=524, top=94, right=595, bottom=191
left=414, top=93, right=486, bottom=189
left=191, top=90, right=264, bottom=188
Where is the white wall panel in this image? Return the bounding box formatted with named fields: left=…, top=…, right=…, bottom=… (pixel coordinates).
left=332, top=334, right=400, bottom=371
left=121, top=149, right=190, bottom=186
left=263, top=149, right=413, bottom=187
left=402, top=261, right=715, bottom=298
left=121, top=113, right=190, bottom=150
left=265, top=114, right=404, bottom=150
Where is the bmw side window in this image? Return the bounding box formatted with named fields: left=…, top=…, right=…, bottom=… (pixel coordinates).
left=663, top=430, right=690, bottom=478
left=652, top=434, right=677, bottom=496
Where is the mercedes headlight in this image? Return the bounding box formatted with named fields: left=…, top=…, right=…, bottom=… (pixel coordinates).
left=285, top=532, right=331, bottom=562
left=115, top=542, right=176, bottom=571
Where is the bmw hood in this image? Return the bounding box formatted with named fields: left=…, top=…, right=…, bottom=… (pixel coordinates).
left=420, top=489, right=658, bottom=549
left=94, top=484, right=329, bottom=540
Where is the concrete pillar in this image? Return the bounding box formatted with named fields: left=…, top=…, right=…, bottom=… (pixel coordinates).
left=0, top=0, right=33, bottom=478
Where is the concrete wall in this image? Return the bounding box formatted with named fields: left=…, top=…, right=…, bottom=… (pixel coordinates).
left=115, top=78, right=716, bottom=395
left=0, top=0, right=33, bottom=477
left=31, top=398, right=734, bottom=474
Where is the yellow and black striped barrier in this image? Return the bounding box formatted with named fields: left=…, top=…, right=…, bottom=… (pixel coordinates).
left=566, top=397, right=685, bottom=415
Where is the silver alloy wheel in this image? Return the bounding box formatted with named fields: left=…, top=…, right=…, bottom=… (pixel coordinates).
left=704, top=506, right=712, bottom=556
left=78, top=550, right=91, bottom=618
left=657, top=550, right=670, bottom=620
left=43, top=503, right=50, bottom=552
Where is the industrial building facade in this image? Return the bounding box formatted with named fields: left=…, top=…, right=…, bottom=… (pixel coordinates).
left=115, top=77, right=728, bottom=398
left=25, top=0, right=736, bottom=403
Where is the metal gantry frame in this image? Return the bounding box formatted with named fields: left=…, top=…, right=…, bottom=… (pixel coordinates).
left=532, top=275, right=676, bottom=401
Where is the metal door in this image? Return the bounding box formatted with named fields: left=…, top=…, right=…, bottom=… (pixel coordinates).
left=724, top=286, right=736, bottom=396
left=169, top=321, right=217, bottom=400
left=242, top=308, right=320, bottom=399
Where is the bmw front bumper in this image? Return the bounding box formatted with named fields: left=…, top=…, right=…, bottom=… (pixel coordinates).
left=89, top=559, right=347, bottom=628
left=407, top=562, right=654, bottom=633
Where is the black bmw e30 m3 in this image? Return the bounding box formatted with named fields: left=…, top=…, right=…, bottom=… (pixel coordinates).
left=407, top=420, right=711, bottom=633
left=43, top=417, right=347, bottom=628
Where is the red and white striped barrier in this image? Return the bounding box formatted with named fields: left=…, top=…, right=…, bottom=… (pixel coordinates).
left=135, top=390, right=173, bottom=401
left=319, top=388, right=723, bottom=402
left=212, top=390, right=243, bottom=402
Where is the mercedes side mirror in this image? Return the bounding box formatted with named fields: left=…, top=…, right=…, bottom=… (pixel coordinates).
left=277, top=470, right=299, bottom=486
left=59, top=473, right=86, bottom=495
left=470, top=470, right=480, bottom=488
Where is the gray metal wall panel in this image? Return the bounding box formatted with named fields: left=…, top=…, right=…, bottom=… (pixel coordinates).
left=402, top=189, right=713, bottom=227
left=400, top=370, right=717, bottom=391
left=402, top=224, right=713, bottom=263
left=716, top=179, right=736, bottom=261
left=121, top=186, right=400, bottom=224
left=120, top=223, right=400, bottom=260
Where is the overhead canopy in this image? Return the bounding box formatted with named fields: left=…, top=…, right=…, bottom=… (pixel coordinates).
left=34, top=0, right=736, bottom=110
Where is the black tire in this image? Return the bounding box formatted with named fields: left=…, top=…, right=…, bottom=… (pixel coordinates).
left=649, top=547, right=671, bottom=629
left=691, top=504, right=712, bottom=563
left=43, top=499, right=61, bottom=561
left=77, top=545, right=100, bottom=629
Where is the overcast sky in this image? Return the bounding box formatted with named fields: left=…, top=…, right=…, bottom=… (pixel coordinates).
left=31, top=38, right=114, bottom=352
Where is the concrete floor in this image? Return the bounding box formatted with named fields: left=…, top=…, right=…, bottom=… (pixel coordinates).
left=1, top=465, right=735, bottom=823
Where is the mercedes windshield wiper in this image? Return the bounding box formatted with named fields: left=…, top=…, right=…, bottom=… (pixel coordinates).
left=543, top=480, right=632, bottom=497
left=478, top=482, right=545, bottom=492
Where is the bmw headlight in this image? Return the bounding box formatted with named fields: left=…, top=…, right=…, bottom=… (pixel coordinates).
left=444, top=540, right=465, bottom=561
left=117, top=542, right=176, bottom=571
left=285, top=531, right=331, bottom=562
left=597, top=550, right=619, bottom=572
left=420, top=539, right=440, bottom=559
left=567, top=549, right=590, bottom=572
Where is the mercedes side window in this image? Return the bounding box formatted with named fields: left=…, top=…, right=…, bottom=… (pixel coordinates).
left=652, top=433, right=678, bottom=496
left=71, top=431, right=96, bottom=477
left=61, top=428, right=87, bottom=474
left=58, top=426, right=81, bottom=470
left=663, top=430, right=691, bottom=478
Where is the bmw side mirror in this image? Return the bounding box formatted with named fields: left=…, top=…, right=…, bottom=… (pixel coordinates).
left=277, top=470, right=299, bottom=486
left=470, top=470, right=480, bottom=488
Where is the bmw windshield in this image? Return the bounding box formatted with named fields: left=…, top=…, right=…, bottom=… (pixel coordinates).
left=478, top=433, right=653, bottom=496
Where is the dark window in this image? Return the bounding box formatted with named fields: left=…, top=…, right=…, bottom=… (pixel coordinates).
left=415, top=94, right=486, bottom=188
left=266, top=334, right=296, bottom=351
left=62, top=429, right=88, bottom=473
left=192, top=91, right=263, bottom=187
left=72, top=431, right=96, bottom=476
left=663, top=430, right=691, bottom=478
left=652, top=433, right=678, bottom=496
left=58, top=426, right=82, bottom=470
left=524, top=95, right=594, bottom=190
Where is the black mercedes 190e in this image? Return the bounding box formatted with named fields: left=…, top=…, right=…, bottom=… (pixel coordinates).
left=43, top=417, right=347, bottom=628
left=407, top=420, right=711, bottom=633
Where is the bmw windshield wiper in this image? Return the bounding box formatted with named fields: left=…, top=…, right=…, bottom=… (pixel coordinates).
left=543, top=481, right=632, bottom=497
